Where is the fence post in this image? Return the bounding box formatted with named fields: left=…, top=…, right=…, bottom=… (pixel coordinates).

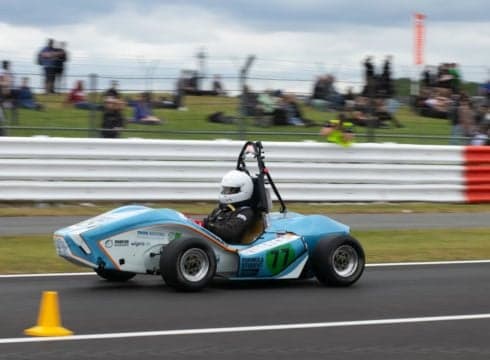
left=88, top=73, right=98, bottom=138
left=0, top=105, right=6, bottom=136
left=366, top=76, right=377, bottom=143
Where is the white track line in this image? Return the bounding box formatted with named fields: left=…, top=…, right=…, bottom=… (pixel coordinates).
left=1, top=313, right=490, bottom=344
left=366, top=259, right=490, bottom=267
left=1, top=259, right=489, bottom=278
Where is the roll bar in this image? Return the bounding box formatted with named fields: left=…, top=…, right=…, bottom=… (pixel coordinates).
left=236, top=141, right=287, bottom=213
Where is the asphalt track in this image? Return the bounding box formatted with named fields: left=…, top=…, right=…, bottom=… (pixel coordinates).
left=1, top=212, right=490, bottom=235
left=0, top=263, right=489, bottom=359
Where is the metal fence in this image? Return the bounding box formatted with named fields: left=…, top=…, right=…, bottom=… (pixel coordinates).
left=1, top=55, right=488, bottom=143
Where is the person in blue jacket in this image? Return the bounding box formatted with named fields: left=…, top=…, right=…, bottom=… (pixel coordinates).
left=131, top=92, right=161, bottom=124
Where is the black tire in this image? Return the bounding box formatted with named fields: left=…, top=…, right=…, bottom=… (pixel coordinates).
left=311, top=235, right=365, bottom=287
left=94, top=268, right=136, bottom=282
left=160, top=238, right=216, bottom=292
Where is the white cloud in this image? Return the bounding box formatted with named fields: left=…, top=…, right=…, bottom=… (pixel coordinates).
left=0, top=4, right=488, bottom=95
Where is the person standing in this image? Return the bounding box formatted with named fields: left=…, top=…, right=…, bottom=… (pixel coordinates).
left=54, top=41, right=68, bottom=93
left=37, top=39, right=58, bottom=94
left=455, top=95, right=475, bottom=145
left=382, top=55, right=394, bottom=98
left=0, top=60, right=15, bottom=100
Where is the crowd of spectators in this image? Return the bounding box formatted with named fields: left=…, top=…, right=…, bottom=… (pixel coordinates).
left=1, top=40, right=489, bottom=145
left=237, top=87, right=315, bottom=127
left=412, top=62, right=490, bottom=145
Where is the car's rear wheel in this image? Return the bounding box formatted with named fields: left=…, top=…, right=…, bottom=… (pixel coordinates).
left=160, top=238, right=216, bottom=291
left=94, top=268, right=136, bottom=282
left=311, top=235, right=365, bottom=286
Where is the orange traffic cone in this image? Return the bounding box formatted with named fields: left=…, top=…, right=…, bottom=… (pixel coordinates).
left=24, top=291, right=73, bottom=337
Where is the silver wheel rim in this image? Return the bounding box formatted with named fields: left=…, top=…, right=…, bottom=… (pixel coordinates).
left=179, top=248, right=210, bottom=282
left=332, top=245, right=359, bottom=278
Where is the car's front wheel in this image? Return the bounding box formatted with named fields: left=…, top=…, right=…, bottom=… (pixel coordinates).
left=94, top=268, right=136, bottom=282
left=311, top=235, right=365, bottom=286
left=160, top=238, right=216, bottom=291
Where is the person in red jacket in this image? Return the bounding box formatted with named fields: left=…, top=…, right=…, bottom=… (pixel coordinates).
left=66, top=80, right=98, bottom=110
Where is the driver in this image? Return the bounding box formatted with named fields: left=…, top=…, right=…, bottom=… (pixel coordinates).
left=203, top=170, right=258, bottom=244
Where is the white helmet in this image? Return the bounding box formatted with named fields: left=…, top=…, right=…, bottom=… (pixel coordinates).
left=219, top=170, right=254, bottom=205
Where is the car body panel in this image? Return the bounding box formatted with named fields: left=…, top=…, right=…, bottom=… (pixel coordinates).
left=55, top=205, right=351, bottom=279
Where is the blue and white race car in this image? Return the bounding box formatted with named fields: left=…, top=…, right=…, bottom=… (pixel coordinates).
left=54, top=141, right=365, bottom=291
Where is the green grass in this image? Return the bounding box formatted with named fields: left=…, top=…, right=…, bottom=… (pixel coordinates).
left=4, top=94, right=454, bottom=144
left=355, top=228, right=490, bottom=263
left=1, top=228, right=488, bottom=274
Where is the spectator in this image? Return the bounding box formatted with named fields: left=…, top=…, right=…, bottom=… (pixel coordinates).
left=274, top=93, right=316, bottom=126
left=100, top=96, right=125, bottom=138
left=479, top=79, right=490, bottom=105
left=66, top=80, right=98, bottom=110
left=470, top=122, right=489, bottom=146
left=421, top=66, right=435, bottom=88
left=171, top=74, right=187, bottom=110
left=363, top=56, right=375, bottom=85
left=374, top=98, right=404, bottom=128
left=0, top=60, right=18, bottom=124
left=17, top=77, right=43, bottom=110
left=0, top=60, right=15, bottom=98
left=454, top=95, right=475, bottom=144
left=130, top=92, right=162, bottom=124
left=320, top=114, right=355, bottom=147
left=37, top=39, right=58, bottom=94
left=310, top=75, right=329, bottom=110
left=381, top=55, right=394, bottom=98
left=447, top=63, right=461, bottom=93
left=103, top=80, right=121, bottom=99
left=0, top=60, right=16, bottom=106
left=240, top=85, right=259, bottom=116
left=54, top=41, right=68, bottom=93
left=212, top=74, right=226, bottom=96
left=474, top=104, right=489, bottom=125
left=310, top=75, right=344, bottom=111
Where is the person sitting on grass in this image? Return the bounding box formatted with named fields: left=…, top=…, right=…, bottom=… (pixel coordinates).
left=17, top=77, right=43, bottom=110
left=130, top=92, right=162, bottom=124
left=66, top=80, right=99, bottom=110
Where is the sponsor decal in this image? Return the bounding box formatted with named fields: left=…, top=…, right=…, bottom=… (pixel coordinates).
left=137, top=230, right=182, bottom=241
left=137, top=230, right=165, bottom=238
left=104, top=239, right=113, bottom=248
left=130, top=241, right=149, bottom=247
left=169, top=232, right=182, bottom=241
left=240, top=257, right=264, bottom=277
left=241, top=257, right=263, bottom=269
left=239, top=234, right=299, bottom=256
left=114, top=240, right=129, bottom=247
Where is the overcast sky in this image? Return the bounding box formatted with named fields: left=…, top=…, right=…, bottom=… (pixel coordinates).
left=0, top=0, right=488, bottom=93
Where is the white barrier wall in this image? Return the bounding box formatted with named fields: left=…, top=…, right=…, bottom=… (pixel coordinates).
left=0, top=137, right=466, bottom=202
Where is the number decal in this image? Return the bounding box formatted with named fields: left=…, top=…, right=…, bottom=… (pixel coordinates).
left=266, top=245, right=295, bottom=275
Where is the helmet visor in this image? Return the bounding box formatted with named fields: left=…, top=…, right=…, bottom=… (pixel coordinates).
left=221, top=186, right=240, bottom=195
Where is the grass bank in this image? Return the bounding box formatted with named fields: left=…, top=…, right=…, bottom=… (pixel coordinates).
left=8, top=95, right=452, bottom=144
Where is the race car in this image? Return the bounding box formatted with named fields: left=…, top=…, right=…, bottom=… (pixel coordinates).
left=54, top=141, right=365, bottom=291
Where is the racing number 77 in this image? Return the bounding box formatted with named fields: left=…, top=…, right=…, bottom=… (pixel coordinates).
left=269, top=247, right=290, bottom=268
